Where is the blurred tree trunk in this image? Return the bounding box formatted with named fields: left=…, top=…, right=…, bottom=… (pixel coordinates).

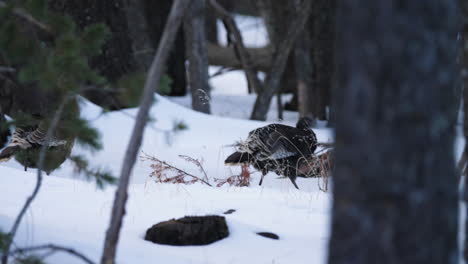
left=461, top=0, right=468, bottom=261
left=184, top=0, right=211, bottom=114
left=330, top=1, right=459, bottom=264
left=142, top=0, right=187, bottom=96
left=311, top=0, right=335, bottom=121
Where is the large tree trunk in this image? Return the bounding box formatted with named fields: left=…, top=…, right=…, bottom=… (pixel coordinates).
left=311, top=0, right=335, bottom=121
left=461, top=0, right=468, bottom=261
left=142, top=0, right=187, bottom=96
left=329, top=1, right=460, bottom=264
left=184, top=0, right=211, bottom=114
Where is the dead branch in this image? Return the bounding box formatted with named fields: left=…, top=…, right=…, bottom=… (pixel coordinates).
left=178, top=155, right=210, bottom=183
left=11, top=244, right=95, bottom=264
left=141, top=152, right=213, bottom=186
left=209, top=0, right=264, bottom=94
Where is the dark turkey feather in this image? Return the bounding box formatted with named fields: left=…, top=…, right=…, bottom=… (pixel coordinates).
left=225, top=117, right=317, bottom=189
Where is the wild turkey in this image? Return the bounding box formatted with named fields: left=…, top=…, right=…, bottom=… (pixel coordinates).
left=225, top=117, right=317, bottom=189
left=0, top=123, right=71, bottom=174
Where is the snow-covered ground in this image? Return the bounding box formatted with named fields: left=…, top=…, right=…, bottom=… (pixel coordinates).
left=1, top=14, right=464, bottom=264
left=0, top=94, right=333, bottom=264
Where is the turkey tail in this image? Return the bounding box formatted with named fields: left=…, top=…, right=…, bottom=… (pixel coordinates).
left=225, top=152, right=253, bottom=165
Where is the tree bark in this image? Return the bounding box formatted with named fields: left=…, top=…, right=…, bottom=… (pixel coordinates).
left=294, top=8, right=314, bottom=120
left=205, top=3, right=218, bottom=44
left=461, top=0, right=468, bottom=261
left=142, top=0, right=187, bottom=96
left=329, top=1, right=460, bottom=264
left=184, top=0, right=211, bottom=114
left=310, top=0, right=335, bottom=121
left=100, top=1, right=191, bottom=263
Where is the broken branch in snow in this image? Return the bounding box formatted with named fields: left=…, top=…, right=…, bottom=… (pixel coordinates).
left=11, top=244, right=95, bottom=264
left=141, top=152, right=213, bottom=187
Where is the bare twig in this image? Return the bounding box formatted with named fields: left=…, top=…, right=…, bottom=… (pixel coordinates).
left=209, top=0, right=264, bottom=94
left=178, top=155, right=210, bottom=183
left=141, top=152, right=212, bottom=187
left=2, top=96, right=71, bottom=264
left=100, top=1, right=191, bottom=263
left=11, top=244, right=95, bottom=264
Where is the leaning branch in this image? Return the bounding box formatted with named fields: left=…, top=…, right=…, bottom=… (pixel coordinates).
left=100, top=1, right=191, bottom=263
left=250, top=0, right=313, bottom=120
left=209, top=0, right=264, bottom=94
left=11, top=244, right=95, bottom=264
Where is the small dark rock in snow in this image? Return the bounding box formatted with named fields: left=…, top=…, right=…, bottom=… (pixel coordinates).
left=223, top=209, right=236, bottom=214
left=144, top=215, right=229, bottom=245
left=256, top=232, right=279, bottom=240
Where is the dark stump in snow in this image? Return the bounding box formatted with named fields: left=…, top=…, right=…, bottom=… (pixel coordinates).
left=144, top=215, right=229, bottom=246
